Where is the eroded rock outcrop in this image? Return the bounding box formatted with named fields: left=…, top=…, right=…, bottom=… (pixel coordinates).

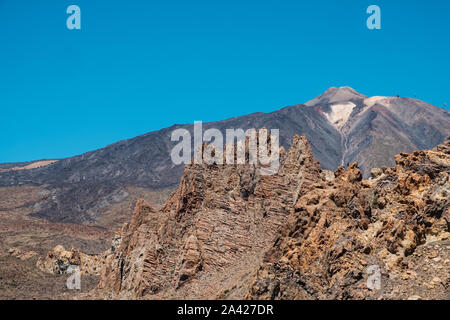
left=96, top=136, right=449, bottom=300
left=8, top=247, right=37, bottom=261
left=37, top=245, right=105, bottom=276
left=247, top=139, right=450, bottom=300
left=97, top=134, right=322, bottom=298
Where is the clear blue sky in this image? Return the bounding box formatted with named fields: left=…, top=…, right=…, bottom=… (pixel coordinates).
left=1, top=0, right=449, bottom=162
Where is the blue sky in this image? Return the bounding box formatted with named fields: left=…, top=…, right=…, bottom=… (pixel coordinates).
left=0, top=0, right=449, bottom=162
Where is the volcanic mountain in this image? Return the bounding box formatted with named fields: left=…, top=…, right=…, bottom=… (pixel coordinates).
left=0, top=87, right=449, bottom=225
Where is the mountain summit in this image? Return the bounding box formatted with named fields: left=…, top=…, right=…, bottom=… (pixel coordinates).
left=0, top=87, right=449, bottom=225
left=305, top=86, right=366, bottom=106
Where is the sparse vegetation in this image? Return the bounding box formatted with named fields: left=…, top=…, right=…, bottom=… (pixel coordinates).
left=372, top=195, right=379, bottom=208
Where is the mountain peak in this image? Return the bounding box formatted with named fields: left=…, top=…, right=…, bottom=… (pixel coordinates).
left=305, top=86, right=366, bottom=106
left=322, top=86, right=358, bottom=94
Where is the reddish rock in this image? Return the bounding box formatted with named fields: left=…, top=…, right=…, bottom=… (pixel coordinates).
left=95, top=137, right=450, bottom=300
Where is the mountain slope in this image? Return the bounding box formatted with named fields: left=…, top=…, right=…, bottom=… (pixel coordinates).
left=0, top=87, right=449, bottom=225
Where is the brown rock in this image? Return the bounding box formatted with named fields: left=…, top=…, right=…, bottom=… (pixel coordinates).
left=37, top=245, right=105, bottom=276
left=94, top=137, right=450, bottom=300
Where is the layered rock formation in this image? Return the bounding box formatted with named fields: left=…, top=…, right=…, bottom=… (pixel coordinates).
left=95, top=136, right=449, bottom=300
left=97, top=135, right=322, bottom=298
left=247, top=140, right=450, bottom=300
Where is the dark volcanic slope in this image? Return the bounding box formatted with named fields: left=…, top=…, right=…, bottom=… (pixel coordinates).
left=1, top=87, right=449, bottom=224
left=0, top=107, right=341, bottom=189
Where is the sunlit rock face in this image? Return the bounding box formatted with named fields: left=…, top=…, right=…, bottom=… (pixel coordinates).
left=97, top=135, right=322, bottom=299
left=95, top=137, right=449, bottom=300
left=247, top=139, right=450, bottom=300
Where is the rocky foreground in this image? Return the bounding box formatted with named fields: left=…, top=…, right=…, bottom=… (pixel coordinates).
left=42, top=135, right=449, bottom=300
